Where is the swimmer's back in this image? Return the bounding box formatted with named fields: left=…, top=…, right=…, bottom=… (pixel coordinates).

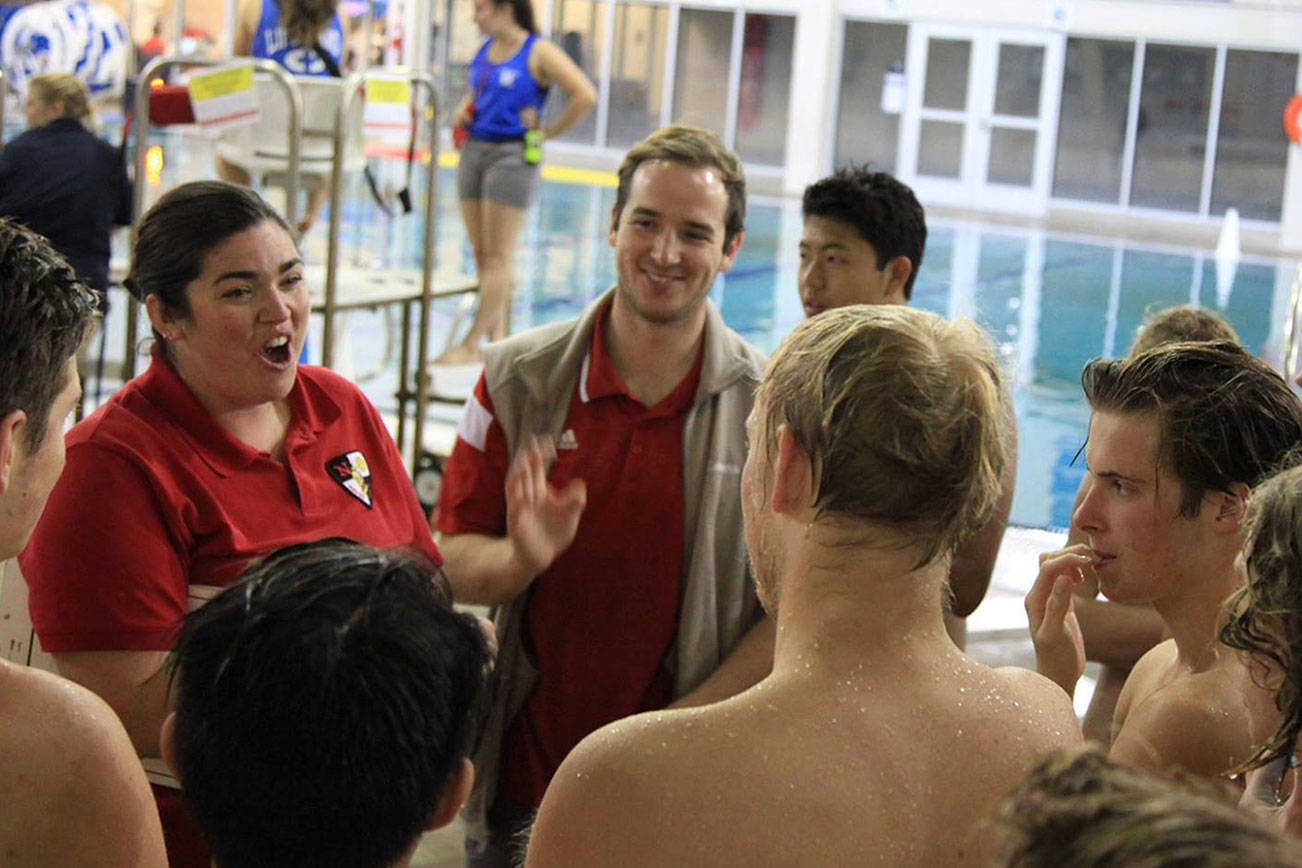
left=0, top=660, right=166, bottom=867
left=529, top=655, right=1080, bottom=868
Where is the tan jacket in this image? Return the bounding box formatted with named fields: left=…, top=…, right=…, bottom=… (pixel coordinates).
left=462, top=289, right=766, bottom=843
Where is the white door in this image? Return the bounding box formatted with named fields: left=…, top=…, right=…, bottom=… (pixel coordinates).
left=899, top=25, right=1064, bottom=215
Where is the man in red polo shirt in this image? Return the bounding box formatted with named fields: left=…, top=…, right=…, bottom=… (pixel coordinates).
left=436, top=124, right=771, bottom=866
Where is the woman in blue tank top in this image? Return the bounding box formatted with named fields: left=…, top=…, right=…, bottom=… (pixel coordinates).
left=438, top=0, right=596, bottom=365
left=222, top=0, right=350, bottom=234
left=233, top=0, right=345, bottom=76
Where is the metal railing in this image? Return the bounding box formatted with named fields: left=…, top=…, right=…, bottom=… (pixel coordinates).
left=322, top=71, right=442, bottom=469
left=1282, top=262, right=1302, bottom=385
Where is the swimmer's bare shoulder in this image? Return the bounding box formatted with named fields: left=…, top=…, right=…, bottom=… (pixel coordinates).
left=527, top=702, right=759, bottom=868
left=1109, top=646, right=1250, bottom=778
left=1110, top=638, right=1177, bottom=739
left=0, top=661, right=166, bottom=867
left=990, top=665, right=1084, bottom=749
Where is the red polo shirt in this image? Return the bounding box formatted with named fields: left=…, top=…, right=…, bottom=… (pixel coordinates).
left=437, top=298, right=701, bottom=807
left=22, top=351, right=440, bottom=652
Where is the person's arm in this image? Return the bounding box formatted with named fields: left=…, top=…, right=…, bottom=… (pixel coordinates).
left=48, top=651, right=172, bottom=756
left=526, top=727, right=658, bottom=868
left=19, top=443, right=190, bottom=757
left=438, top=435, right=586, bottom=607
left=1241, top=756, right=1302, bottom=839
left=231, top=0, right=258, bottom=56
left=451, top=93, right=475, bottom=129
left=1, top=667, right=168, bottom=867
left=530, top=39, right=596, bottom=140
left=667, top=615, right=774, bottom=709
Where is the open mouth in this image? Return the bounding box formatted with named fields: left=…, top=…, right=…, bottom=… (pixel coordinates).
left=260, top=335, right=292, bottom=366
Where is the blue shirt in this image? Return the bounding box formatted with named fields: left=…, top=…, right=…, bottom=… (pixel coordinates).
left=250, top=0, right=344, bottom=77
left=468, top=33, right=549, bottom=141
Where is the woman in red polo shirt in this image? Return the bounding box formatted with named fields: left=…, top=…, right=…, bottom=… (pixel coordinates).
left=20, top=181, right=440, bottom=867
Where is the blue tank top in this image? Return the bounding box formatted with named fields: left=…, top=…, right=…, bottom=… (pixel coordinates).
left=250, top=0, right=344, bottom=77
left=468, top=33, right=550, bottom=142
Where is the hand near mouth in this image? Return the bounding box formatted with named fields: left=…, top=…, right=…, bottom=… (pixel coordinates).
left=1024, top=543, right=1098, bottom=697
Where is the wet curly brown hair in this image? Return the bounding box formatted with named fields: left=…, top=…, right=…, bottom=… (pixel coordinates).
left=1221, top=454, right=1302, bottom=772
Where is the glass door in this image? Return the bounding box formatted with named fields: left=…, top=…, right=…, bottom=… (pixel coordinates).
left=899, top=25, right=1064, bottom=215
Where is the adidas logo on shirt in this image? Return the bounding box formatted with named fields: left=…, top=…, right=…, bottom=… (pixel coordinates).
left=557, top=429, right=579, bottom=450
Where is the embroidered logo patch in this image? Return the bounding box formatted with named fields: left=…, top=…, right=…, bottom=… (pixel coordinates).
left=326, top=450, right=373, bottom=508
left=557, top=429, right=578, bottom=450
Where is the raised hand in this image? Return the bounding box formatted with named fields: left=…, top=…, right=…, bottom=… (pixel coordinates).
left=505, top=435, right=587, bottom=580
left=1025, top=544, right=1094, bottom=696
left=1241, top=755, right=1302, bottom=839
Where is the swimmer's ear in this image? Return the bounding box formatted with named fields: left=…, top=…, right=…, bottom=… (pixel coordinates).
left=1210, top=482, right=1251, bottom=532
left=427, top=758, right=474, bottom=831
left=771, top=424, right=813, bottom=516
left=159, top=712, right=180, bottom=780
left=0, top=409, right=27, bottom=495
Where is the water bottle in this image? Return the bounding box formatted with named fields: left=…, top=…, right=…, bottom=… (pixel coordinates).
left=523, top=129, right=543, bottom=165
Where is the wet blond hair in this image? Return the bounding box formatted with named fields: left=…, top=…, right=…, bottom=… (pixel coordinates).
left=757, top=304, right=1008, bottom=566
left=1130, top=304, right=1240, bottom=356
left=997, top=744, right=1302, bottom=867
left=27, top=73, right=92, bottom=125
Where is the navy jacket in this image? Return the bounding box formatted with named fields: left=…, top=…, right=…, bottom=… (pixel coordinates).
left=0, top=117, right=131, bottom=292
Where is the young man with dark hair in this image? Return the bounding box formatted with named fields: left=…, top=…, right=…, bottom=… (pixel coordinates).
left=798, top=166, right=1010, bottom=634
left=799, top=165, right=927, bottom=311
left=527, top=306, right=1079, bottom=868
left=1029, top=340, right=1302, bottom=777
left=161, top=538, right=489, bottom=868
left=0, top=218, right=166, bottom=866
left=435, top=124, right=772, bottom=865
left=1066, top=304, right=1241, bottom=743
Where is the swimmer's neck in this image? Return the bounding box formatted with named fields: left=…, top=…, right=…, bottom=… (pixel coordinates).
left=1152, top=559, right=1240, bottom=674
left=770, top=541, right=954, bottom=674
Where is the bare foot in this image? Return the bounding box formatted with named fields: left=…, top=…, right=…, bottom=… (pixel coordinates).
left=435, top=342, right=484, bottom=366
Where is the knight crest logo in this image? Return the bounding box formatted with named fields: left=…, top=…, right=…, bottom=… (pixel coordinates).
left=326, top=450, right=373, bottom=508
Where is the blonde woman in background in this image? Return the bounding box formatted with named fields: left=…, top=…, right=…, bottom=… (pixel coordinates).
left=0, top=72, right=131, bottom=310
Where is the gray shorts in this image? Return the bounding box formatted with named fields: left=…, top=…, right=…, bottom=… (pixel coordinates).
left=457, top=138, right=540, bottom=208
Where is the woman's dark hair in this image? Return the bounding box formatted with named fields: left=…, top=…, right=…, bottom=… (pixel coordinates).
left=497, top=0, right=537, bottom=34
left=124, top=181, right=291, bottom=333
left=280, top=0, right=339, bottom=48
